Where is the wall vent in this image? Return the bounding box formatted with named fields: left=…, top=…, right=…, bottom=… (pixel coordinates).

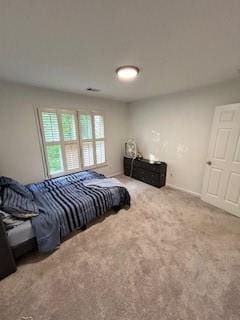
left=86, top=88, right=101, bottom=92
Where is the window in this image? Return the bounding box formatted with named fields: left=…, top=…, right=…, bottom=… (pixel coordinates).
left=39, top=109, right=106, bottom=177
left=79, top=112, right=106, bottom=167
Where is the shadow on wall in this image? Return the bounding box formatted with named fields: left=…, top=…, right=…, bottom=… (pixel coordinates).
left=148, top=130, right=169, bottom=161
left=136, top=129, right=190, bottom=185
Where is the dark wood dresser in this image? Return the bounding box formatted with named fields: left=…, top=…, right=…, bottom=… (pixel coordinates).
left=124, top=157, right=167, bottom=188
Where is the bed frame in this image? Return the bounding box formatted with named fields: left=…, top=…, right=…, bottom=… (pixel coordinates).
left=0, top=214, right=17, bottom=279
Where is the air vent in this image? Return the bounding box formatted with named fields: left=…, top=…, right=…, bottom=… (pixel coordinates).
left=86, top=88, right=101, bottom=92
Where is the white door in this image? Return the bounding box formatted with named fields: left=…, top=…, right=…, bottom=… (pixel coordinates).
left=201, top=103, right=240, bottom=217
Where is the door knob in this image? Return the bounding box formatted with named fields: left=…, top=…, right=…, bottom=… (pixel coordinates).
left=206, top=161, right=212, bottom=166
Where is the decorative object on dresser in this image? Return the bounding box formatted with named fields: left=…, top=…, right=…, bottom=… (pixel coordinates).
left=124, top=157, right=167, bottom=188
left=124, top=138, right=137, bottom=159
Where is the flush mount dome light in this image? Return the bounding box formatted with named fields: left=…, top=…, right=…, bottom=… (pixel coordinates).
left=116, top=66, right=139, bottom=81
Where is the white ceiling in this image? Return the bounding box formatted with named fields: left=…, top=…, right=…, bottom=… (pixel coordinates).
left=1, top=0, right=240, bottom=102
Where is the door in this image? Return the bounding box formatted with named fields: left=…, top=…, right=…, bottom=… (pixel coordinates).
left=201, top=103, right=240, bottom=217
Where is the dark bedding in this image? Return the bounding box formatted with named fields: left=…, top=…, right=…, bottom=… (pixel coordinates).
left=26, top=171, right=130, bottom=252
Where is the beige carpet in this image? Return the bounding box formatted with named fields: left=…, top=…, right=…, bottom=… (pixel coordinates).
left=1, top=176, right=240, bottom=320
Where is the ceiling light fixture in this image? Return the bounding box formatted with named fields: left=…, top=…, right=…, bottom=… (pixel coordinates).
left=116, top=66, right=139, bottom=81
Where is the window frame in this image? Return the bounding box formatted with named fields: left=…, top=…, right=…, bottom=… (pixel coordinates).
left=37, top=107, right=107, bottom=178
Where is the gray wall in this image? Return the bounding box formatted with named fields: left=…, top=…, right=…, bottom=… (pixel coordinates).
left=0, top=81, right=128, bottom=183
left=128, top=79, right=240, bottom=195
left=1, top=79, right=240, bottom=194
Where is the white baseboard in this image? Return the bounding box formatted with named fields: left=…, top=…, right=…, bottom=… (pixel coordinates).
left=107, top=171, right=123, bottom=178
left=167, top=183, right=201, bottom=197
left=106, top=174, right=201, bottom=197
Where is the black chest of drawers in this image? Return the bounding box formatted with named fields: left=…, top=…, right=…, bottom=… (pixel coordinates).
left=124, top=157, right=167, bottom=188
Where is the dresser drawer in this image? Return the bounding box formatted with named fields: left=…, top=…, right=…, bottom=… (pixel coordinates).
left=133, top=167, right=161, bottom=187
left=133, top=159, right=163, bottom=173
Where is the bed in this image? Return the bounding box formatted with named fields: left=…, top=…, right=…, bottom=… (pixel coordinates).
left=0, top=170, right=130, bottom=259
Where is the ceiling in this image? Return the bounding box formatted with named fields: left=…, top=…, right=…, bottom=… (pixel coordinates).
left=1, top=0, right=240, bottom=102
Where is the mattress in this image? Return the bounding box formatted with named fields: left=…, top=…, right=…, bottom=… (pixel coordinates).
left=7, top=220, right=35, bottom=247
left=27, top=170, right=130, bottom=252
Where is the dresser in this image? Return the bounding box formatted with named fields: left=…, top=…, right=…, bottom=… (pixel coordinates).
left=124, top=157, right=167, bottom=188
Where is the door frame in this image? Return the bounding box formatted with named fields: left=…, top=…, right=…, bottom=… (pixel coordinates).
left=201, top=103, right=240, bottom=217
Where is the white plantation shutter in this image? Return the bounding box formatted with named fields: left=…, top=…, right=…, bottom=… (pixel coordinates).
left=41, top=111, right=64, bottom=175
left=65, top=144, right=80, bottom=170
left=61, top=111, right=80, bottom=171
left=61, top=113, right=77, bottom=141
left=93, top=113, right=106, bottom=165
left=94, top=115, right=104, bottom=139
left=79, top=112, right=95, bottom=168
left=39, top=108, right=106, bottom=176
left=46, top=145, right=64, bottom=174
left=78, top=111, right=106, bottom=168
left=42, top=112, right=60, bottom=142
left=82, top=142, right=94, bottom=167
left=40, top=109, right=80, bottom=176
left=79, top=115, right=92, bottom=139
left=96, top=140, right=105, bottom=164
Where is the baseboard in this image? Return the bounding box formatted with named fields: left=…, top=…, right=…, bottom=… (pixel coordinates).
left=107, top=171, right=123, bottom=178
left=167, top=183, right=201, bottom=197
left=106, top=175, right=201, bottom=197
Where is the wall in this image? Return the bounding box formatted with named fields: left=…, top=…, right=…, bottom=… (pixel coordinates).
left=1, top=79, right=240, bottom=192
left=0, top=81, right=128, bottom=184
left=128, top=79, right=240, bottom=195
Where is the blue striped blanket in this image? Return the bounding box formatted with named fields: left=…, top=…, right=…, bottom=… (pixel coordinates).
left=27, top=171, right=130, bottom=252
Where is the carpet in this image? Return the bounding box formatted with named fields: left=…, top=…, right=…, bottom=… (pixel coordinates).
left=0, top=176, right=240, bottom=320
